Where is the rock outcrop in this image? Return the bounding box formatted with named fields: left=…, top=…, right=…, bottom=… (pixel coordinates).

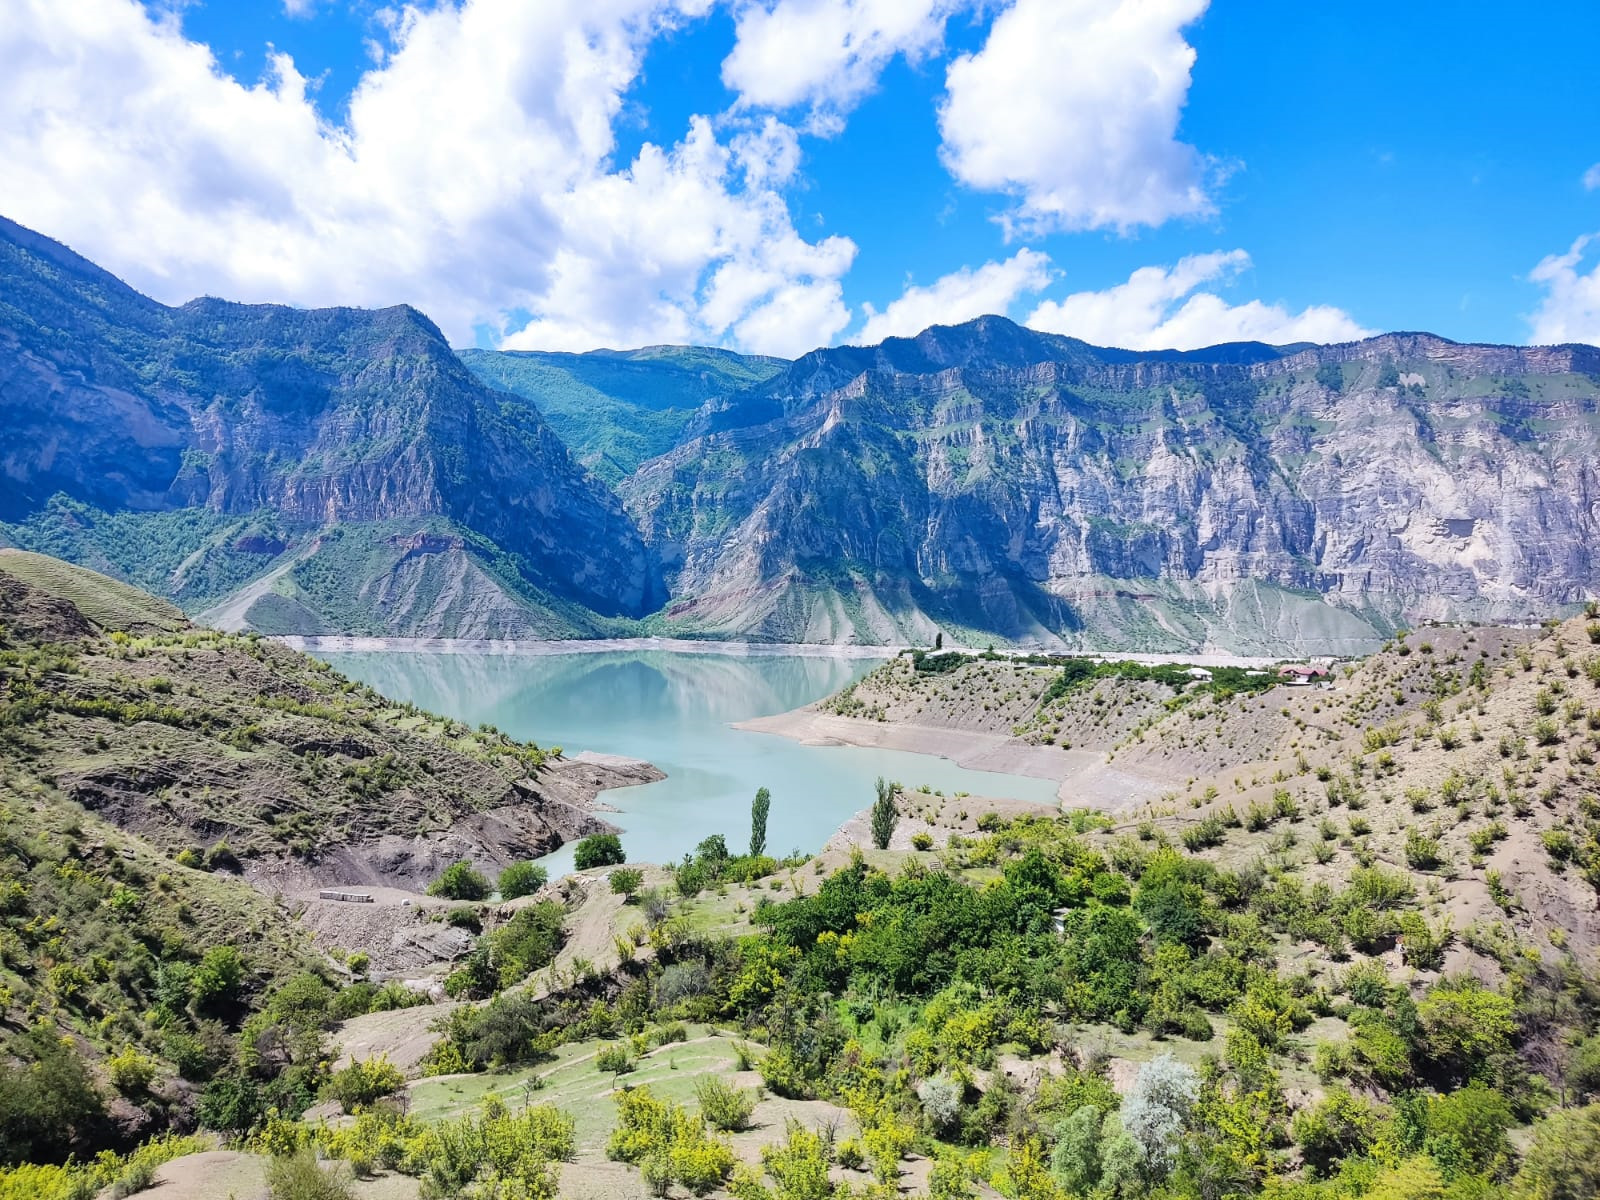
left=619, top=318, right=1600, bottom=651
left=0, top=215, right=663, bottom=634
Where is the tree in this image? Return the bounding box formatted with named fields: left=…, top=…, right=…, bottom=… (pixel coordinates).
left=1049, top=1105, right=1103, bottom=1194
left=750, top=787, right=771, bottom=859
left=427, top=860, right=491, bottom=901
left=935, top=632, right=943, bottom=650
left=610, top=868, right=645, bottom=899
left=574, top=833, right=626, bottom=870
left=499, top=861, right=549, bottom=900
left=1120, top=1054, right=1198, bottom=1181
left=870, top=777, right=898, bottom=850
left=1514, top=1103, right=1600, bottom=1200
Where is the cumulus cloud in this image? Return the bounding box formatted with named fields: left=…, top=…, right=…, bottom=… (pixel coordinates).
left=853, top=248, right=1051, bottom=343
left=1026, top=251, right=1372, bottom=350
left=0, top=0, right=852, bottom=356
left=722, top=0, right=957, bottom=120
left=939, top=0, right=1213, bottom=234
left=1528, top=234, right=1600, bottom=346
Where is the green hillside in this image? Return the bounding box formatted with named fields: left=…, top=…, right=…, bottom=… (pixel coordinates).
left=459, top=345, right=784, bottom=484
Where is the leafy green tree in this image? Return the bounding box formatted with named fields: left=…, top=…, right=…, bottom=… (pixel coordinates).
left=190, top=945, right=246, bottom=1011
left=870, top=776, right=898, bottom=850
left=574, top=833, right=626, bottom=870
left=323, top=1056, right=405, bottom=1114
left=427, top=860, right=490, bottom=901
left=1419, top=1082, right=1513, bottom=1177
left=498, top=860, right=548, bottom=900
left=610, top=867, right=645, bottom=899
left=1514, top=1102, right=1600, bottom=1200
left=1049, top=1105, right=1103, bottom=1194
left=0, top=1025, right=105, bottom=1164
left=750, top=786, right=771, bottom=858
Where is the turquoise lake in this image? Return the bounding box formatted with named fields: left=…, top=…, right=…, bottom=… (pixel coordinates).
left=314, top=649, right=1062, bottom=873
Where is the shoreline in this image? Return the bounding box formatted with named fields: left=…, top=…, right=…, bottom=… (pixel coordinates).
left=274, top=634, right=897, bottom=659
left=736, top=707, right=1173, bottom=810
left=275, top=633, right=1285, bottom=669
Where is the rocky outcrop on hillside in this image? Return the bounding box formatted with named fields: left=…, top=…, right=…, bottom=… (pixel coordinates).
left=620, top=318, right=1600, bottom=651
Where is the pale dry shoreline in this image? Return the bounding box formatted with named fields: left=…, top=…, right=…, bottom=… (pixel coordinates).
left=274, top=634, right=896, bottom=659
left=274, top=634, right=1282, bottom=668
left=736, top=707, right=1172, bottom=810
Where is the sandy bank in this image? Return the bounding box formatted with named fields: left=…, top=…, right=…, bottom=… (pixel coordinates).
left=274, top=634, right=895, bottom=659
left=736, top=708, right=1172, bottom=810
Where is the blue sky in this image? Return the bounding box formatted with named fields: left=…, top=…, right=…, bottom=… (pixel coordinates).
left=2, top=1, right=1597, bottom=355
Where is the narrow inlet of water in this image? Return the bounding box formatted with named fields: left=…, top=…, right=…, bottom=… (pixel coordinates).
left=315, top=650, right=1062, bottom=871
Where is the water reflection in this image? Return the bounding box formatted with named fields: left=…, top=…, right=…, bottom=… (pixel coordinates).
left=317, top=650, right=1061, bottom=871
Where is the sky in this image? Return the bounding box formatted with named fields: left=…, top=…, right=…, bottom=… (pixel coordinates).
left=2, top=0, right=1598, bottom=358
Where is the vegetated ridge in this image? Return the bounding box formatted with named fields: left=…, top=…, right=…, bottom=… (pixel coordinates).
left=5, top=555, right=1600, bottom=1200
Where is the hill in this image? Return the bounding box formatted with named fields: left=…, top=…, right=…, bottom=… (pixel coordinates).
left=0, top=215, right=662, bottom=640
left=0, top=554, right=656, bottom=1162
left=621, top=317, right=1600, bottom=650
left=4, top=214, right=1599, bottom=653
left=5, top=559, right=1600, bottom=1199
left=459, top=345, right=785, bottom=484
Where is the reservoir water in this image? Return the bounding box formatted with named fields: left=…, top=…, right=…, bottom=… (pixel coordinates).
left=314, top=649, right=1063, bottom=872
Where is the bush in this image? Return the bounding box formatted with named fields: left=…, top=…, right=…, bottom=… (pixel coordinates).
left=498, top=861, right=549, bottom=900
left=694, top=1076, right=756, bottom=1132
left=608, top=1086, right=734, bottom=1197
left=911, top=831, right=935, bottom=851
left=107, top=1045, right=158, bottom=1096
left=918, top=1075, right=963, bottom=1133
left=189, top=945, right=245, bottom=1011
left=426, top=860, right=490, bottom=901
left=610, top=868, right=645, bottom=899
left=596, top=1044, right=636, bottom=1075
left=574, top=834, right=626, bottom=870
left=1514, top=1102, right=1600, bottom=1200
left=323, top=1056, right=404, bottom=1114
left=264, top=1151, right=355, bottom=1200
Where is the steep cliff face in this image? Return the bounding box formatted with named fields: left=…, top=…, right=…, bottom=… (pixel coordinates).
left=620, top=318, right=1600, bottom=651
left=0, top=216, right=662, bottom=632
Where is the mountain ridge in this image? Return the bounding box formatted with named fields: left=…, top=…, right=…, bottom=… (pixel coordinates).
left=3, top=214, right=1598, bottom=653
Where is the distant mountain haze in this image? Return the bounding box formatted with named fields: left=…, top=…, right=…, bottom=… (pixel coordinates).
left=2, top=215, right=1596, bottom=653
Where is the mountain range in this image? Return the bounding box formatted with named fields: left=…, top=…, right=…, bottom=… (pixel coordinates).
left=3, top=214, right=1598, bottom=653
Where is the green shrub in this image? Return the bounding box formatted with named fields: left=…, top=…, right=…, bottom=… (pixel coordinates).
left=498, top=860, right=549, bottom=900
left=596, top=1044, right=636, bottom=1075
left=426, top=860, right=490, bottom=901
left=323, top=1057, right=404, bottom=1114
left=574, top=834, right=626, bottom=870
left=610, top=867, right=645, bottom=898
left=870, top=777, right=898, bottom=850
left=264, top=1151, right=355, bottom=1200
left=106, top=1045, right=158, bottom=1096
left=694, top=1076, right=756, bottom=1131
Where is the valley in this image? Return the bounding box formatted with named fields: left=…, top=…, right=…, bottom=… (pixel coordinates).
left=4, top=216, right=1598, bottom=657
left=4, top=549, right=1599, bottom=1200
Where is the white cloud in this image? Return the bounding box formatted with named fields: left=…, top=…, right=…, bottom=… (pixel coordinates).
left=1584, top=163, right=1600, bottom=190
left=722, top=0, right=956, bottom=119
left=1026, top=251, right=1373, bottom=350
left=939, top=0, right=1213, bottom=234
left=853, top=248, right=1051, bottom=343
left=0, top=0, right=852, bottom=356
left=283, top=0, right=317, bottom=17
left=1528, top=233, right=1600, bottom=346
